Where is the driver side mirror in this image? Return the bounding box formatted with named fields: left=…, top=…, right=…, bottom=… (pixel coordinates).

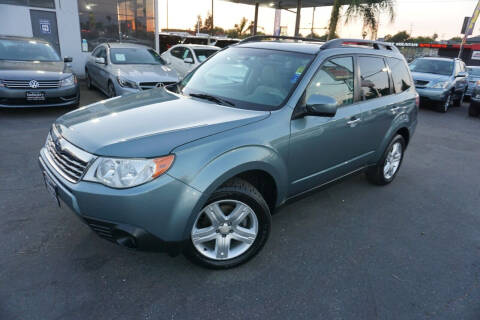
left=183, top=57, right=194, bottom=64
left=304, top=94, right=338, bottom=117
left=95, top=57, right=106, bottom=64
left=456, top=71, right=468, bottom=78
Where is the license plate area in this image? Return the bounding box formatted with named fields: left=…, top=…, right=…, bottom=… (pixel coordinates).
left=43, top=171, right=60, bottom=207
left=26, top=91, right=45, bottom=101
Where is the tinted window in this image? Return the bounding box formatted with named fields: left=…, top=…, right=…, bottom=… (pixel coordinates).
left=0, top=38, right=60, bottom=61
left=387, top=58, right=412, bottom=93
left=305, top=56, right=354, bottom=107
left=409, top=58, right=453, bottom=76
left=110, top=48, right=165, bottom=64
left=180, top=47, right=313, bottom=111
left=171, top=47, right=185, bottom=59
left=183, top=48, right=193, bottom=60
left=97, top=47, right=106, bottom=59
left=194, top=49, right=218, bottom=62
left=358, top=56, right=390, bottom=100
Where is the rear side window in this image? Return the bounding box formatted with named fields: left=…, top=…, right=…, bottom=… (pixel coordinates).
left=305, top=56, right=355, bottom=107
left=358, top=56, right=390, bottom=100
left=171, top=46, right=185, bottom=59
left=387, top=58, right=412, bottom=94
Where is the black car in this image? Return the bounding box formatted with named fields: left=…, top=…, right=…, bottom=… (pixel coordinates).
left=0, top=35, right=79, bottom=108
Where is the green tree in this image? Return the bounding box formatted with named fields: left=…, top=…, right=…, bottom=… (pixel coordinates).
left=449, top=36, right=462, bottom=43
left=327, top=0, right=395, bottom=40
left=384, top=30, right=410, bottom=43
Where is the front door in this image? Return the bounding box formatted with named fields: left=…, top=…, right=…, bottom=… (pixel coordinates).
left=30, top=10, right=60, bottom=55
left=288, top=56, right=371, bottom=196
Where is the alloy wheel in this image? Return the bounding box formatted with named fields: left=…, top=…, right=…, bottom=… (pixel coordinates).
left=443, top=94, right=451, bottom=112
left=191, top=200, right=259, bottom=260
left=383, top=142, right=403, bottom=180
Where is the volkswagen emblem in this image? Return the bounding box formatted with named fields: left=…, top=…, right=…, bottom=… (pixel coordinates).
left=29, top=80, right=39, bottom=89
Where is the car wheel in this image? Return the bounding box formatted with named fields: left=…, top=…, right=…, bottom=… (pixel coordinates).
left=107, top=81, right=116, bottom=98
left=469, top=102, right=480, bottom=117
left=85, top=70, right=92, bottom=90
left=366, top=135, right=406, bottom=186
left=184, top=178, right=271, bottom=269
left=439, top=93, right=451, bottom=113
left=453, top=90, right=465, bottom=107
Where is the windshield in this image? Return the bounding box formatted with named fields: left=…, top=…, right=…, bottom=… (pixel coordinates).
left=467, top=67, right=480, bottom=76
left=110, top=48, right=166, bottom=65
left=409, top=59, right=453, bottom=76
left=194, top=49, right=218, bottom=62
left=180, top=47, right=314, bottom=111
left=0, top=39, right=60, bottom=62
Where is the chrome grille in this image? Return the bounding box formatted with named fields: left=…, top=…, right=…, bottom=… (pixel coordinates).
left=139, top=82, right=176, bottom=90
left=44, top=128, right=93, bottom=183
left=4, top=79, right=61, bottom=89
left=414, top=80, right=429, bottom=88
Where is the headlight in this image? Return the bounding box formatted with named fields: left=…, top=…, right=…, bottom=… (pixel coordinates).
left=430, top=81, right=449, bottom=89
left=117, top=76, right=138, bottom=89
left=84, top=155, right=174, bottom=188
left=60, top=75, right=76, bottom=87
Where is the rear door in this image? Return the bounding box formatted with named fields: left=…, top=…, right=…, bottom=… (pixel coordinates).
left=169, top=46, right=186, bottom=74
left=354, top=55, right=398, bottom=159
left=288, top=55, right=370, bottom=196
left=30, top=10, right=60, bottom=55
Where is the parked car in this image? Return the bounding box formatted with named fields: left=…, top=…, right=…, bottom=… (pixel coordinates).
left=85, top=42, right=179, bottom=97
left=0, top=35, right=79, bottom=108
left=466, top=66, right=480, bottom=99
left=469, top=82, right=480, bottom=117
left=39, top=37, right=418, bottom=269
left=161, top=44, right=219, bottom=78
left=410, top=57, right=468, bottom=113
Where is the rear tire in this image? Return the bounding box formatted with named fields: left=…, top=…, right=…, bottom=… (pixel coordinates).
left=366, top=135, right=406, bottom=186
left=184, top=178, right=271, bottom=269
left=469, top=102, right=480, bottom=117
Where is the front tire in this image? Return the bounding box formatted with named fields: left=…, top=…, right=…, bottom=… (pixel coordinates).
left=469, top=102, right=480, bottom=117
left=184, top=178, right=271, bottom=269
left=453, top=90, right=465, bottom=107
left=438, top=93, right=452, bottom=113
left=366, top=135, right=406, bottom=186
left=85, top=70, right=93, bottom=90
left=107, top=81, right=116, bottom=98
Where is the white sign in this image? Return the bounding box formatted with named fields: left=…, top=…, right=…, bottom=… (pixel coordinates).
left=472, top=51, right=480, bottom=60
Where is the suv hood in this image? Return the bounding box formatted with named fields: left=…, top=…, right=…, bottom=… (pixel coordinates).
left=56, top=88, right=269, bottom=157
left=411, top=71, right=450, bottom=83
left=113, top=64, right=179, bottom=83
left=0, top=60, right=70, bottom=80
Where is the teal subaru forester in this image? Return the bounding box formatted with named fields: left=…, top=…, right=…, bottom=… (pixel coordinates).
left=39, top=37, right=418, bottom=268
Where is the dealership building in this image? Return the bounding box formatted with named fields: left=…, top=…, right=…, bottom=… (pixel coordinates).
left=0, top=0, right=156, bottom=76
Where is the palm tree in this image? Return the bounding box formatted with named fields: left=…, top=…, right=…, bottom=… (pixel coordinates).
left=327, top=0, right=395, bottom=40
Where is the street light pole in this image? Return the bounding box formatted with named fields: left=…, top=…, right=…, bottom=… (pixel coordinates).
left=154, top=0, right=159, bottom=52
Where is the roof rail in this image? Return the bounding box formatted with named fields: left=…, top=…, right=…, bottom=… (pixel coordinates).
left=239, top=35, right=324, bottom=44
left=321, top=39, right=400, bottom=53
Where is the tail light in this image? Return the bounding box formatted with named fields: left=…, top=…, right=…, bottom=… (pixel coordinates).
left=415, top=93, right=420, bottom=109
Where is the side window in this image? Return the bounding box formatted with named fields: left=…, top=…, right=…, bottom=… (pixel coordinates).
left=304, top=56, right=354, bottom=107
left=171, top=47, right=185, bottom=59
left=92, top=47, right=101, bottom=57
left=98, top=47, right=106, bottom=60
left=183, top=48, right=193, bottom=60
left=358, top=56, right=390, bottom=100
left=387, top=57, right=412, bottom=94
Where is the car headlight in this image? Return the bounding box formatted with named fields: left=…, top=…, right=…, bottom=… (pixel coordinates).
left=84, top=155, right=175, bottom=188
left=60, top=75, right=76, bottom=87
left=430, top=81, right=449, bottom=89
left=117, top=76, right=138, bottom=89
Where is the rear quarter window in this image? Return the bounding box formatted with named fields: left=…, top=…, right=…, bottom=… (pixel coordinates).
left=387, top=57, right=412, bottom=94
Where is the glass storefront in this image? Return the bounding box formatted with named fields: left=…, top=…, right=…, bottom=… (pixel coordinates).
left=78, top=0, right=154, bottom=52
left=0, top=0, right=55, bottom=8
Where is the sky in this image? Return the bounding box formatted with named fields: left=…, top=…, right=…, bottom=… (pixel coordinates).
left=157, top=0, right=480, bottom=40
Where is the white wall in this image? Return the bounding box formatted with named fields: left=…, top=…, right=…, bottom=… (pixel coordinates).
left=0, top=2, right=87, bottom=76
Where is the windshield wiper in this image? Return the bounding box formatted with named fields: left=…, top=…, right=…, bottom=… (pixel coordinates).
left=189, top=93, right=235, bottom=107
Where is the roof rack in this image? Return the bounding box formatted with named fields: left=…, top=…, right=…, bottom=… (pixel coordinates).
left=321, top=39, right=400, bottom=53
left=238, top=35, right=324, bottom=44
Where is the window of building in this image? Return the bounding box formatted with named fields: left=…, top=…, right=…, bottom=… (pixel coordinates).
left=387, top=58, right=412, bottom=94
left=304, top=56, right=355, bottom=107
left=358, top=56, right=391, bottom=100
left=78, top=0, right=154, bottom=52
left=0, top=0, right=54, bottom=8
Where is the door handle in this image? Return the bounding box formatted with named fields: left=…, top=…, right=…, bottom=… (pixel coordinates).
left=391, top=106, right=401, bottom=114
left=347, top=118, right=361, bottom=127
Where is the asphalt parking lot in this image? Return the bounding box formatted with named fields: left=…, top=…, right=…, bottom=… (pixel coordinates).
left=1, top=84, right=479, bottom=320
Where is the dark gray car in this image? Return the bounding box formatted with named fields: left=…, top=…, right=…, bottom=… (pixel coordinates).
left=0, top=35, right=79, bottom=108
left=85, top=42, right=179, bottom=97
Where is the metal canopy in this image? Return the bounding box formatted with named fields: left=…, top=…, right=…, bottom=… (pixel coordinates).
left=225, top=0, right=337, bottom=9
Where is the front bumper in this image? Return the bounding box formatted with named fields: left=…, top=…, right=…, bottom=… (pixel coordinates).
left=415, top=87, right=449, bottom=102
left=38, top=148, right=203, bottom=254
left=0, top=84, right=79, bottom=108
